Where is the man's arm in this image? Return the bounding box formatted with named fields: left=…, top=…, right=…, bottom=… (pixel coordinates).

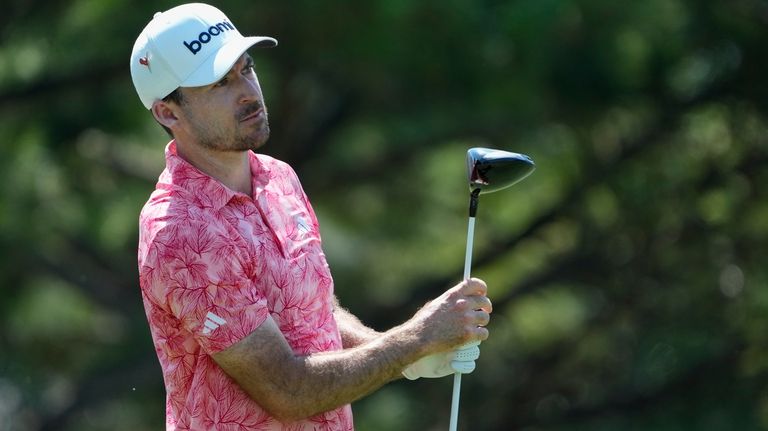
left=212, top=278, right=491, bottom=422
left=333, top=297, right=380, bottom=348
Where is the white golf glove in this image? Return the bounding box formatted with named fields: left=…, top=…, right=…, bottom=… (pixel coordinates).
left=402, top=341, right=481, bottom=380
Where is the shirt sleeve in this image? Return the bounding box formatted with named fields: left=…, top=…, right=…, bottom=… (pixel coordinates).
left=142, top=217, right=269, bottom=355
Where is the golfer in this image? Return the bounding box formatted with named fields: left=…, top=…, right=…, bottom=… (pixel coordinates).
left=131, top=4, right=492, bottom=430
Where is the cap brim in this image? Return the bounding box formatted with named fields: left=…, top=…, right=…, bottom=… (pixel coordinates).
left=181, top=36, right=277, bottom=88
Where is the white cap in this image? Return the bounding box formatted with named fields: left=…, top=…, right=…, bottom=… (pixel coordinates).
left=130, top=3, right=277, bottom=109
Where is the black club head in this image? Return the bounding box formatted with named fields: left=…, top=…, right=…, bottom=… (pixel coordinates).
left=466, top=147, right=535, bottom=195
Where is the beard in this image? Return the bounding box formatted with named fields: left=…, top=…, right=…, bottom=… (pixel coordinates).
left=184, top=102, right=270, bottom=152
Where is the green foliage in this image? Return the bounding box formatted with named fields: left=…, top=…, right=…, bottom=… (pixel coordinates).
left=1, top=0, right=767, bottom=429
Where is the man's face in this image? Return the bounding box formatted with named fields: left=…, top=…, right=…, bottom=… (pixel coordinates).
left=174, top=53, right=270, bottom=152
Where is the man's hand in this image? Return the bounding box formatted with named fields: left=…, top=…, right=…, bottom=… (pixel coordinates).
left=410, top=278, right=493, bottom=353
left=402, top=341, right=481, bottom=380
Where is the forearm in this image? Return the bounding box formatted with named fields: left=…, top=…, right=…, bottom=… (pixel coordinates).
left=215, top=316, right=426, bottom=422
left=282, top=328, right=419, bottom=419
left=334, top=300, right=380, bottom=348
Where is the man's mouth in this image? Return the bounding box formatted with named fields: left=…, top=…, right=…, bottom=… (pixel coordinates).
left=239, top=106, right=263, bottom=122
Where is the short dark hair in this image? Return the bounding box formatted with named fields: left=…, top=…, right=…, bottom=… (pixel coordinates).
left=157, top=88, right=185, bottom=137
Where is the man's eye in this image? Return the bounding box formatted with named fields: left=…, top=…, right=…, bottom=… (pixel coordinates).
left=243, top=63, right=255, bottom=74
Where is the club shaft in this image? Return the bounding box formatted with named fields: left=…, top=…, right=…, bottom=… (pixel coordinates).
left=463, top=217, right=476, bottom=281
left=449, top=372, right=462, bottom=431
left=449, top=216, right=476, bottom=431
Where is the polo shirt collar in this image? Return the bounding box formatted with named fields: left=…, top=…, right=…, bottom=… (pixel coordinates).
left=164, top=141, right=266, bottom=210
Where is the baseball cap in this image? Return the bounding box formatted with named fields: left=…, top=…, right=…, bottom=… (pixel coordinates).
left=130, top=3, right=277, bottom=109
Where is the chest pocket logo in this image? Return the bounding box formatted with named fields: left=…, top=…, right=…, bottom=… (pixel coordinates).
left=293, top=212, right=312, bottom=237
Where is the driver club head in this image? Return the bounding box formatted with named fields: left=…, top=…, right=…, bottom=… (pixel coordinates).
left=467, top=147, right=535, bottom=194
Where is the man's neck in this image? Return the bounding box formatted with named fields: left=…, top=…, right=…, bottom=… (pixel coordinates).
left=175, top=138, right=253, bottom=197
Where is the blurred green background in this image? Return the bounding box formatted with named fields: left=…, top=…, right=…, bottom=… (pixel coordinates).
left=1, top=0, right=767, bottom=430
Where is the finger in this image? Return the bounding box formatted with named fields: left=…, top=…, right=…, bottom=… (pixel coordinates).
left=472, top=296, right=493, bottom=313
left=474, top=326, right=489, bottom=341
left=461, top=278, right=487, bottom=296
left=453, top=345, right=480, bottom=361
left=451, top=360, right=476, bottom=374
left=471, top=310, right=490, bottom=327
left=459, top=340, right=481, bottom=349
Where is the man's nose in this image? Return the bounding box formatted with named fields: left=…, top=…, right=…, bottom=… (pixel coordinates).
left=238, top=77, right=261, bottom=104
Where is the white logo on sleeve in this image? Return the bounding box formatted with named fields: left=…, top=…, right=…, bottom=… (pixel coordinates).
left=295, top=215, right=311, bottom=236
left=202, top=312, right=226, bottom=335
left=288, top=208, right=311, bottom=236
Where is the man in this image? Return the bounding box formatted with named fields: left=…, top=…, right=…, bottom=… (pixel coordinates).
left=131, top=4, right=492, bottom=430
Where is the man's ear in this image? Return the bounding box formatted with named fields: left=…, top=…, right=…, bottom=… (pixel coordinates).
left=151, top=100, right=180, bottom=130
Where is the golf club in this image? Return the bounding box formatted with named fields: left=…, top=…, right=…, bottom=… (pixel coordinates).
left=449, top=147, right=535, bottom=431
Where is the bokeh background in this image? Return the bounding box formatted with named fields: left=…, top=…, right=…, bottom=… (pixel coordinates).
left=2, top=0, right=767, bottom=430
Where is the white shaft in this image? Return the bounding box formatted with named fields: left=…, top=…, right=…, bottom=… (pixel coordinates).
left=462, top=217, right=476, bottom=281
left=449, top=216, right=476, bottom=431
left=449, top=373, right=462, bottom=431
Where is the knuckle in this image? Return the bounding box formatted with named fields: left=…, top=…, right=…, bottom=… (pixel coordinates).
left=461, top=313, right=474, bottom=325
left=454, top=299, right=469, bottom=312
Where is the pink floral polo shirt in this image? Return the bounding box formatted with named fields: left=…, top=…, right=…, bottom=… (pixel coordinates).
left=137, top=141, right=353, bottom=430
